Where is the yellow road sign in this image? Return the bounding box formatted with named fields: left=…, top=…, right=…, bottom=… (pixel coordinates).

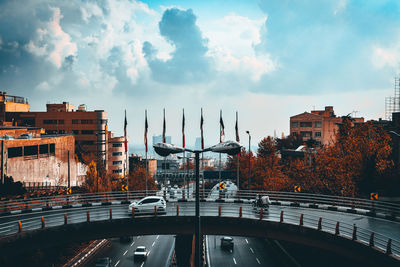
left=294, top=185, right=301, bottom=193
left=218, top=183, right=225, bottom=190
left=122, top=185, right=127, bottom=191
left=66, top=188, right=71, bottom=195
left=370, top=193, right=378, bottom=201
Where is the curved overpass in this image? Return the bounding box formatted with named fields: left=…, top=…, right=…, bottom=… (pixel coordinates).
left=0, top=191, right=399, bottom=265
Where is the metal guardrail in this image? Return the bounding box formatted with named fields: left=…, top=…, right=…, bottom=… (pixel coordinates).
left=0, top=203, right=399, bottom=259
left=0, top=190, right=399, bottom=219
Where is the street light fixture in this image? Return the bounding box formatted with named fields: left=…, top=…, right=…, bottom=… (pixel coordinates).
left=246, top=131, right=251, bottom=190
left=153, top=140, right=242, bottom=267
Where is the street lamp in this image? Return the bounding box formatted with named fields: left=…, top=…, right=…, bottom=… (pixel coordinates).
left=153, top=140, right=242, bottom=267
left=246, top=131, right=251, bottom=190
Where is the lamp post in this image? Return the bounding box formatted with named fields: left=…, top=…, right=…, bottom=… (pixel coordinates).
left=154, top=140, right=241, bottom=267
left=246, top=131, right=251, bottom=190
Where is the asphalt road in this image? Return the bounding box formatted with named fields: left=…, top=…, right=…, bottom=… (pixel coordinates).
left=0, top=201, right=399, bottom=255
left=206, top=235, right=281, bottom=267
left=86, top=235, right=175, bottom=267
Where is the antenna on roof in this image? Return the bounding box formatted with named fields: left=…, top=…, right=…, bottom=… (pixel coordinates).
left=352, top=110, right=359, bottom=117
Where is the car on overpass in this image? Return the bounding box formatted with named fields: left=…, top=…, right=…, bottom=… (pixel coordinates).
left=134, top=246, right=148, bottom=261
left=128, top=196, right=167, bottom=215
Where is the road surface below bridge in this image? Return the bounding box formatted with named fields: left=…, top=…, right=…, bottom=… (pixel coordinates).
left=86, top=235, right=174, bottom=267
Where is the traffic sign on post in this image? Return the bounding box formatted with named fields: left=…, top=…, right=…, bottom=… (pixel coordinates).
left=122, top=185, right=127, bottom=191
left=218, top=183, right=225, bottom=190
left=370, top=193, right=378, bottom=200
left=294, top=185, right=301, bottom=193
left=66, top=188, right=71, bottom=195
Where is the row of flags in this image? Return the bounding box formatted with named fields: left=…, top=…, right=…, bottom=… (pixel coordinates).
left=124, top=109, right=241, bottom=153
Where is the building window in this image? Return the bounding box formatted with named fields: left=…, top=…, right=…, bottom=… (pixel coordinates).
left=39, top=144, right=49, bottom=154
left=99, top=119, right=107, bottom=125
left=72, top=130, right=79, bottom=135
left=58, top=130, right=65, bottom=134
left=72, top=119, right=79, bottom=124
left=291, top=122, right=298, bottom=128
left=112, top=152, right=122, bottom=156
left=43, top=119, right=57, bottom=124
left=50, top=143, right=55, bottom=155
left=58, top=120, right=64, bottom=124
left=300, top=122, right=313, bottom=127
left=300, top=131, right=312, bottom=138
left=315, top=121, right=321, bottom=128
left=80, top=141, right=94, bottom=145
left=8, top=147, right=22, bottom=158
left=81, top=119, right=94, bottom=124
left=112, top=143, right=123, bottom=148
left=315, top=132, right=321, bottom=137
left=24, top=145, right=38, bottom=156
left=113, top=169, right=123, bottom=174
left=81, top=130, right=94, bottom=135
left=113, top=161, right=122, bottom=165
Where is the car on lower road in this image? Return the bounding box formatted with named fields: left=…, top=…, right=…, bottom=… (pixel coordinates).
left=220, top=236, right=234, bottom=251
left=134, top=246, right=148, bottom=261
left=128, top=196, right=167, bottom=215
left=95, top=257, right=112, bottom=267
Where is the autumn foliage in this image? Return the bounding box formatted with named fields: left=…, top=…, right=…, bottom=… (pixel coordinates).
left=128, top=167, right=157, bottom=191
left=227, top=117, right=398, bottom=197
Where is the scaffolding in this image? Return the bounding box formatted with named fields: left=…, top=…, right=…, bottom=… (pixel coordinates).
left=385, top=77, right=400, bottom=121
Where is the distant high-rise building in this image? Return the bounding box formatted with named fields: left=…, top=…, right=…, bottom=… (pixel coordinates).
left=152, top=135, right=171, bottom=145
left=195, top=137, right=201, bottom=150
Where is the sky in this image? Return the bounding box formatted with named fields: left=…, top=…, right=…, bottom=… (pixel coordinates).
left=1, top=0, right=400, bottom=151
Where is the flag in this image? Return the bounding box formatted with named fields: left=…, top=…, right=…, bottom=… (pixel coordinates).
left=124, top=110, right=128, bottom=152
left=235, top=111, right=240, bottom=142
left=162, top=108, right=166, bottom=143
left=220, top=110, right=225, bottom=143
left=144, top=110, right=148, bottom=152
left=200, top=108, right=204, bottom=149
left=182, top=109, right=185, bottom=148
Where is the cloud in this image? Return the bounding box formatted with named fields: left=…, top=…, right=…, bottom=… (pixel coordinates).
left=143, top=8, right=211, bottom=84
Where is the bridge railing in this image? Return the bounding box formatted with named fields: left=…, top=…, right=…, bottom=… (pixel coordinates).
left=0, top=189, right=399, bottom=220
left=1, top=202, right=399, bottom=259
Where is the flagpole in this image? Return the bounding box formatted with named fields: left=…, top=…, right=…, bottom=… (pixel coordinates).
left=219, top=110, right=222, bottom=181
left=236, top=111, right=240, bottom=190
left=145, top=110, right=148, bottom=196
left=124, top=110, right=128, bottom=198
left=182, top=108, right=186, bottom=197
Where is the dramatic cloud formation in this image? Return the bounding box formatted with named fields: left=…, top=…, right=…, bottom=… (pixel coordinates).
left=143, top=8, right=211, bottom=84
left=0, top=0, right=399, bottom=147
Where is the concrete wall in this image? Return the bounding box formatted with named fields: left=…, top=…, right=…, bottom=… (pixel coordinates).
left=1, top=135, right=77, bottom=186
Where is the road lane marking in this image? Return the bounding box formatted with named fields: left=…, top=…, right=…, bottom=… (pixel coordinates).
left=256, top=258, right=261, bottom=264
left=131, top=241, right=135, bottom=247
left=137, top=236, right=141, bottom=239
left=115, top=260, right=120, bottom=266
left=245, top=238, right=248, bottom=244
left=123, top=250, right=128, bottom=256
left=250, top=248, right=254, bottom=253
left=156, top=235, right=159, bottom=239
left=140, top=262, right=144, bottom=267
left=148, top=250, right=151, bottom=256
left=233, top=257, right=237, bottom=264
left=152, top=241, right=156, bottom=247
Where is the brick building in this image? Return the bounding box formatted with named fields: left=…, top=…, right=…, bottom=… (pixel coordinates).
left=5, top=101, right=108, bottom=165
left=1, top=127, right=77, bottom=186
left=290, top=106, right=364, bottom=146
left=107, top=131, right=128, bottom=177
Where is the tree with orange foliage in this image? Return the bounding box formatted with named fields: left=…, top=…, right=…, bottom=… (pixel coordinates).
left=226, top=148, right=256, bottom=190
left=179, top=161, right=195, bottom=170
left=128, top=167, right=157, bottom=191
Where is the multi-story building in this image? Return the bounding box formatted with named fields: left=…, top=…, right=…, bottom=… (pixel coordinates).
left=290, top=106, right=364, bottom=146
left=0, top=126, right=78, bottom=186
left=107, top=131, right=128, bottom=177
left=129, top=154, right=157, bottom=176
left=152, top=135, right=171, bottom=145
left=0, top=92, right=30, bottom=125
left=6, top=101, right=108, bottom=164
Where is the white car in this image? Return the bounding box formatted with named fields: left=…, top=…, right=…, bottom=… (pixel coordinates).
left=129, top=196, right=166, bottom=215
left=134, top=246, right=148, bottom=261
